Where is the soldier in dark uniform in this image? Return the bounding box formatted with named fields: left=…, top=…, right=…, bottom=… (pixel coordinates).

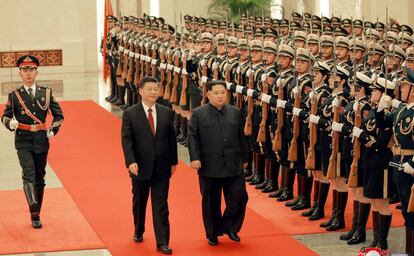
left=366, top=43, right=386, bottom=79
left=375, top=68, right=414, bottom=255
left=320, top=35, right=335, bottom=65
left=353, top=78, right=396, bottom=252
left=1, top=55, right=64, bottom=228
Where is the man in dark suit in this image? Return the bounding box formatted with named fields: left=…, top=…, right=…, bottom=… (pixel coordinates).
left=121, top=76, right=178, bottom=255
left=1, top=55, right=64, bottom=229
left=188, top=80, right=249, bottom=246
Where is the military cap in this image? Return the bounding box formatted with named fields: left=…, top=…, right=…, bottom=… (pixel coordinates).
left=219, top=20, right=227, bottom=29
left=280, top=19, right=289, bottom=27
left=304, top=12, right=312, bottom=20
left=241, top=13, right=248, bottom=20
left=368, top=43, right=386, bottom=55
left=364, top=28, right=381, bottom=40
left=294, top=31, right=307, bottom=42
left=120, top=16, right=129, bottom=23
left=199, top=17, right=206, bottom=25
left=320, top=35, right=334, bottom=46
left=237, top=23, right=245, bottom=32
left=227, top=36, right=238, bottom=47
left=355, top=72, right=373, bottom=93
left=292, top=12, right=302, bottom=19
left=351, top=38, right=367, bottom=51
left=255, top=16, right=263, bottom=24
left=245, top=25, right=253, bottom=33
left=17, top=55, right=39, bottom=68
left=250, top=40, right=263, bottom=51
left=302, top=22, right=311, bottom=32
left=386, top=31, right=399, bottom=43
left=311, top=23, right=321, bottom=33
left=265, top=27, right=278, bottom=38
left=333, top=26, right=348, bottom=37
left=335, top=36, right=350, bottom=48
left=254, top=27, right=265, bottom=37
left=364, top=21, right=373, bottom=29
left=278, top=44, right=295, bottom=59
left=228, top=22, right=237, bottom=30
left=263, top=41, right=277, bottom=54
left=342, top=18, right=352, bottom=27
left=151, top=22, right=159, bottom=29
left=211, top=20, right=219, bottom=28
left=401, top=25, right=413, bottom=36
left=375, top=22, right=385, bottom=31
left=312, top=15, right=321, bottom=24
left=331, top=16, right=341, bottom=26
left=167, top=24, right=175, bottom=34
left=296, top=48, right=312, bottom=62
left=192, top=16, right=198, bottom=23
left=290, top=21, right=301, bottom=30
left=238, top=39, right=248, bottom=49
left=388, top=44, right=407, bottom=60
left=370, top=77, right=395, bottom=92
left=403, top=67, right=414, bottom=85
left=264, top=16, right=271, bottom=25
left=331, top=65, right=350, bottom=79
left=214, top=33, right=226, bottom=44
left=406, top=46, right=414, bottom=60
left=313, top=61, right=331, bottom=75
left=201, top=32, right=213, bottom=42
left=271, top=19, right=280, bottom=26
left=353, top=19, right=363, bottom=28
left=106, top=15, right=117, bottom=22
left=128, top=16, right=135, bottom=23
left=307, top=34, right=319, bottom=44
left=322, top=25, right=334, bottom=34
left=321, top=16, right=331, bottom=24
left=391, top=23, right=401, bottom=33
left=399, top=32, right=414, bottom=45
left=184, top=15, right=191, bottom=22
left=248, top=15, right=255, bottom=22
left=173, top=33, right=182, bottom=41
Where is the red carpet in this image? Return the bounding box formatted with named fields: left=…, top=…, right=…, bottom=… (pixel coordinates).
left=0, top=188, right=104, bottom=255
left=47, top=100, right=318, bottom=255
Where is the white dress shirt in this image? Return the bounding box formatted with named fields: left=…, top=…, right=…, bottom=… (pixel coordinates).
left=142, top=102, right=157, bottom=132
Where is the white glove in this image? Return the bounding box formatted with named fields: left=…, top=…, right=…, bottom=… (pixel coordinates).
left=377, top=95, right=392, bottom=112
left=201, top=76, right=208, bottom=83
left=403, top=162, right=414, bottom=176
left=151, top=59, right=157, bottom=65
left=309, top=115, right=320, bottom=124
left=188, top=49, right=195, bottom=59
left=236, top=85, right=244, bottom=94
left=353, top=102, right=359, bottom=111
left=277, top=100, right=286, bottom=109
left=174, top=67, right=181, bottom=73
left=261, top=93, right=271, bottom=103
left=160, top=63, right=166, bottom=69
left=200, top=59, right=206, bottom=67
left=261, top=74, right=267, bottom=82
left=9, top=119, right=18, bottom=130
left=292, top=86, right=299, bottom=96
left=292, top=107, right=302, bottom=117
left=129, top=52, right=134, bottom=58
left=332, top=97, right=340, bottom=108
left=151, top=44, right=157, bottom=51
left=47, top=129, right=54, bottom=139
left=212, top=62, right=218, bottom=70
left=352, top=127, right=363, bottom=138
left=247, top=89, right=254, bottom=97
left=167, top=64, right=174, bottom=71
left=246, top=68, right=252, bottom=77
left=236, top=66, right=240, bottom=74
left=309, top=90, right=314, bottom=99
left=181, top=68, right=188, bottom=75
left=332, top=122, right=344, bottom=132
left=225, top=82, right=232, bottom=90
left=392, top=99, right=401, bottom=109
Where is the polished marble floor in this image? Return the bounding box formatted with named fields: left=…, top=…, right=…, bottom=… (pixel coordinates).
left=0, top=71, right=406, bottom=255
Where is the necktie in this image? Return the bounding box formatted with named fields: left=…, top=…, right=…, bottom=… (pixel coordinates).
left=147, top=108, right=155, bottom=135
left=28, top=88, right=35, bottom=102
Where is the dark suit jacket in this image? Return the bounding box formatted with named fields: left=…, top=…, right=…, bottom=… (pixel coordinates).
left=188, top=103, right=249, bottom=178
left=121, top=102, right=178, bottom=180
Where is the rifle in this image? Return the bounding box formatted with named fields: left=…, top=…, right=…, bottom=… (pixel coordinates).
left=151, top=40, right=158, bottom=77
left=257, top=73, right=268, bottom=144
left=179, top=50, right=188, bottom=106
left=244, top=16, right=254, bottom=136
left=121, top=37, right=130, bottom=80
left=305, top=53, right=317, bottom=170
left=116, top=35, right=125, bottom=86
left=201, top=59, right=208, bottom=105
left=126, top=40, right=135, bottom=84
left=348, top=17, right=360, bottom=187
left=287, top=48, right=300, bottom=162
left=170, top=47, right=180, bottom=104
left=163, top=47, right=173, bottom=100
left=326, top=30, right=340, bottom=179
left=273, top=50, right=284, bottom=152
left=158, top=43, right=166, bottom=97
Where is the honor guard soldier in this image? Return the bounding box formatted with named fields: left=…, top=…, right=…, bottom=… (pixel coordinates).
left=367, top=43, right=386, bottom=79
left=320, top=35, right=335, bottom=64
left=1, top=55, right=64, bottom=228
left=307, top=34, right=320, bottom=60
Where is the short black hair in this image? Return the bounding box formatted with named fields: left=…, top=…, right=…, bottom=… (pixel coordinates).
left=140, top=76, right=159, bottom=88
left=207, top=80, right=226, bottom=91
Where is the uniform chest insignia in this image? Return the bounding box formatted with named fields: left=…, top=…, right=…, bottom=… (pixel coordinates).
left=406, top=117, right=412, bottom=123
left=41, top=97, right=45, bottom=102
left=21, top=110, right=25, bottom=115
left=366, top=119, right=376, bottom=132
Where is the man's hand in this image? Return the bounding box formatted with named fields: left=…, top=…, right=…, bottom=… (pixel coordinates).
left=129, top=163, right=139, bottom=176
left=171, top=165, right=177, bottom=175
left=403, top=162, right=414, bottom=176
left=190, top=160, right=201, bottom=170
left=47, top=129, right=54, bottom=139
left=242, top=162, right=248, bottom=170
left=9, top=119, right=18, bottom=130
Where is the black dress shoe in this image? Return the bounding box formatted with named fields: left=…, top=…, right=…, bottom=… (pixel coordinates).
left=156, top=245, right=172, bottom=254
left=226, top=232, right=240, bottom=242
left=277, top=191, right=293, bottom=202
left=269, top=187, right=284, bottom=198
left=208, top=237, right=218, bottom=246
left=133, top=234, right=143, bottom=243
left=32, top=220, right=42, bottom=229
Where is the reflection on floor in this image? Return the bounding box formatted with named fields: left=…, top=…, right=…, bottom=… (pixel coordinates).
left=0, top=72, right=407, bottom=256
